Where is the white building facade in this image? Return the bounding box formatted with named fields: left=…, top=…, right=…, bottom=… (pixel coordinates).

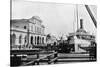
left=10, top=16, right=46, bottom=49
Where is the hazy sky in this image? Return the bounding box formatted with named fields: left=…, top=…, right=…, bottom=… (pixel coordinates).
left=12, top=0, right=97, bottom=37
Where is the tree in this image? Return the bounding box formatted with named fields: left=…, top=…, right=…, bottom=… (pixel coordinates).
left=46, top=34, right=51, bottom=41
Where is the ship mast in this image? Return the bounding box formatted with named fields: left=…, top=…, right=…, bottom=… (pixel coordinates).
left=73, top=4, right=79, bottom=33
left=76, top=5, right=79, bottom=29
left=76, top=4, right=79, bottom=30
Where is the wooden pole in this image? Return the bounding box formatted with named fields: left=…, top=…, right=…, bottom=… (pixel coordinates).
left=85, top=5, right=97, bottom=28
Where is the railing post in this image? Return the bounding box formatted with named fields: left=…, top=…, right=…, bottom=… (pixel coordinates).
left=37, top=60, right=39, bottom=65
left=47, top=56, right=51, bottom=64
left=37, top=53, right=39, bottom=65
left=37, top=53, right=39, bottom=59
left=54, top=52, right=58, bottom=63
left=32, top=61, right=36, bottom=65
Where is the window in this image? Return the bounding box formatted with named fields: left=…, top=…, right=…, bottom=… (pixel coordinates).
left=30, top=36, right=33, bottom=45
left=33, top=25, right=34, bottom=33
left=37, top=27, right=38, bottom=34
left=11, top=34, right=16, bottom=45
left=40, top=28, right=41, bottom=34
left=42, top=29, right=44, bottom=34
left=35, top=36, right=36, bottom=45
left=24, top=36, right=27, bottom=44
left=24, top=26, right=26, bottom=29
left=39, top=28, right=41, bottom=34
left=31, top=25, right=33, bottom=32
left=35, top=26, right=37, bottom=33
left=19, top=35, right=22, bottom=44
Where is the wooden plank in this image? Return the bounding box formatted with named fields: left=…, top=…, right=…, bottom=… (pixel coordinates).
left=22, top=55, right=48, bottom=66
left=11, top=49, right=41, bottom=55
left=49, top=57, right=58, bottom=63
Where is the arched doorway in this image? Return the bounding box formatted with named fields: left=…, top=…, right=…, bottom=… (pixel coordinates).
left=35, top=36, right=36, bottom=45
left=11, top=34, right=16, bottom=45
left=30, top=36, right=33, bottom=45
left=37, top=36, right=39, bottom=45
left=40, top=37, right=41, bottom=44
left=42, top=37, right=44, bottom=44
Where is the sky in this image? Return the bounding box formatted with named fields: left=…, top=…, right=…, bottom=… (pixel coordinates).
left=12, top=0, right=97, bottom=38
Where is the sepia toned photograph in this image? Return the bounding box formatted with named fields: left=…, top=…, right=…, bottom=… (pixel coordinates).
left=10, top=0, right=97, bottom=66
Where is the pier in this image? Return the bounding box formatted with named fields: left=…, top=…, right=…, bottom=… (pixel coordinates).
left=10, top=45, right=96, bottom=66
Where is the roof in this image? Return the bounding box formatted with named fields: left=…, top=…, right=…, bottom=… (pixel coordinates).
left=10, top=19, right=28, bottom=24
left=31, top=16, right=42, bottom=22
left=11, top=16, right=43, bottom=23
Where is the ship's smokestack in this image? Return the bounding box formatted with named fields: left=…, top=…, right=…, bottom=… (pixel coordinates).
left=80, top=19, right=83, bottom=29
